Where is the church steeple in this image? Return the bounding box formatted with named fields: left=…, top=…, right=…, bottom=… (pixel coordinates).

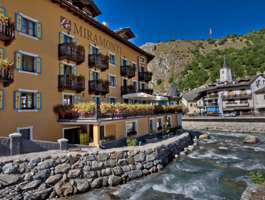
left=220, top=57, right=232, bottom=82
left=222, top=57, right=228, bottom=68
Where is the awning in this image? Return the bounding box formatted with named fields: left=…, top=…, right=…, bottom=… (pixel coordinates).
left=154, top=95, right=168, bottom=101
left=122, top=92, right=157, bottom=100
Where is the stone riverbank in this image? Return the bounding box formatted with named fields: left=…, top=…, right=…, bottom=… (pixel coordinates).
left=0, top=133, right=193, bottom=199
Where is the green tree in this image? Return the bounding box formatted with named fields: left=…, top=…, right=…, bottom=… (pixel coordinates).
left=168, top=76, right=174, bottom=84
left=156, top=79, right=162, bottom=85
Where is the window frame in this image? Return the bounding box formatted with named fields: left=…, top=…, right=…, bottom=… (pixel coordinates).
left=126, top=120, right=138, bottom=137
left=22, top=54, right=35, bottom=73
left=156, top=117, right=163, bottom=131
left=18, top=13, right=39, bottom=40
left=62, top=92, right=75, bottom=105
left=108, top=52, right=116, bottom=66
left=22, top=18, right=35, bottom=37
left=18, top=50, right=39, bottom=76
left=17, top=88, right=38, bottom=112
left=167, top=116, right=172, bottom=126
left=21, top=92, right=35, bottom=109
left=149, top=118, right=155, bottom=132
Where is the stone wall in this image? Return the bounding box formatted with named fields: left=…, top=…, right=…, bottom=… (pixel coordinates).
left=0, top=133, right=192, bottom=199
left=182, top=117, right=265, bottom=133
left=0, top=137, right=10, bottom=157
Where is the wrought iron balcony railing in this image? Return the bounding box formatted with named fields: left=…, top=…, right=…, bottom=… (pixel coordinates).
left=88, top=54, right=109, bottom=71
left=58, top=43, right=85, bottom=65
left=0, top=68, right=14, bottom=87
left=58, top=75, right=85, bottom=93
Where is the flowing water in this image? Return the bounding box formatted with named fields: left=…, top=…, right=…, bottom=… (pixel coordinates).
left=67, top=131, right=265, bottom=200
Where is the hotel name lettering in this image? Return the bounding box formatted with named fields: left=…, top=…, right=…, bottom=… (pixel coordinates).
left=74, top=23, right=122, bottom=55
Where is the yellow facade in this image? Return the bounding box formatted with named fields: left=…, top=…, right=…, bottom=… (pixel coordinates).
left=182, top=98, right=197, bottom=114
left=0, top=0, right=181, bottom=146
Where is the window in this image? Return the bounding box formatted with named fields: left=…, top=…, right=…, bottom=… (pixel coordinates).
left=156, top=118, right=163, bottom=131
left=126, top=121, right=137, bottom=137
left=17, top=126, right=33, bottom=140
left=132, top=63, right=137, bottom=71
left=109, top=97, right=116, bottom=103
left=110, top=76, right=115, bottom=86
left=64, top=35, right=72, bottom=43
left=91, top=46, right=99, bottom=54
left=133, top=81, right=137, bottom=91
left=21, top=92, right=34, bottom=109
left=22, top=55, right=35, bottom=72
left=222, top=70, right=224, bottom=74
left=149, top=118, right=155, bottom=132
left=141, top=83, right=145, bottom=89
left=22, top=18, right=35, bottom=36
left=190, top=103, right=193, bottom=107
left=264, top=95, right=265, bottom=100
left=64, top=95, right=73, bottom=105
left=123, top=59, right=127, bottom=66
left=167, top=116, right=172, bottom=126
left=139, top=56, right=145, bottom=63
left=109, top=54, right=115, bottom=65
left=64, top=65, right=72, bottom=75
left=140, top=65, right=145, bottom=72
left=93, top=71, right=100, bottom=80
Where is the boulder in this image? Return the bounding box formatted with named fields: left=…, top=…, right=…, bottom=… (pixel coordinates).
left=19, top=180, right=42, bottom=190
left=149, top=166, right=157, bottom=173
left=113, top=166, right=123, bottom=176
left=118, top=159, right=127, bottom=166
left=134, top=153, right=146, bottom=162
left=146, top=154, right=156, bottom=162
left=101, top=168, right=112, bottom=176
left=2, top=163, right=17, bottom=174
left=97, top=153, right=109, bottom=162
left=188, top=145, right=194, bottom=151
left=46, top=174, right=62, bottom=184
left=75, top=179, right=90, bottom=193
left=37, top=159, right=56, bottom=170
left=84, top=170, right=98, bottom=179
left=126, top=156, right=135, bottom=165
left=207, top=140, right=217, bottom=144
left=218, top=146, right=229, bottom=151
left=85, top=154, right=96, bottom=161
left=251, top=181, right=265, bottom=199
left=128, top=170, right=142, bottom=180
left=179, top=152, right=186, bottom=156
left=33, top=169, right=50, bottom=179
left=108, top=175, right=122, bottom=186
left=243, top=135, right=259, bottom=144
left=110, top=152, right=123, bottom=159
left=54, top=181, right=73, bottom=197
left=107, top=193, right=121, bottom=200
left=67, top=169, right=81, bottom=179
left=69, top=156, right=79, bottom=165
left=142, top=169, right=150, bottom=176
left=91, top=178, right=103, bottom=188
left=157, top=164, right=163, bottom=171
left=199, top=133, right=209, bottom=139
left=91, top=161, right=104, bottom=170
left=55, top=163, right=71, bottom=174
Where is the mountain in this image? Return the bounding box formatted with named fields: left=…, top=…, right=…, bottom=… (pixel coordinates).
left=140, top=29, right=265, bottom=93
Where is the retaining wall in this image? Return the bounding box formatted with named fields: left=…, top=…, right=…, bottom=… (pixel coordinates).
left=182, top=117, right=265, bottom=133
left=0, top=133, right=192, bottom=199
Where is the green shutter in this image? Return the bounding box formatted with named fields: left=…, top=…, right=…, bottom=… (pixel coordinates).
left=14, top=91, right=22, bottom=110
left=35, top=92, right=42, bottom=109
left=35, top=57, right=42, bottom=74
left=89, top=70, right=93, bottom=80
left=59, top=63, right=65, bottom=75
left=0, top=90, right=4, bottom=110
left=14, top=52, right=22, bottom=70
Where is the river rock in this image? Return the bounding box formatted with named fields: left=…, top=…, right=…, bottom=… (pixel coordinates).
left=218, top=146, right=229, bottom=150
left=46, top=174, right=62, bottom=184
left=243, top=135, right=259, bottom=144
left=179, top=151, right=186, bottom=156
left=128, top=150, right=138, bottom=156
left=126, top=156, right=135, bottom=164
left=205, top=148, right=213, bottom=151
left=19, top=180, right=42, bottom=190
left=134, top=153, right=146, bottom=162
left=2, top=163, right=17, bottom=174
left=113, top=166, right=123, bottom=176
left=146, top=154, right=156, bottom=162
left=219, top=178, right=246, bottom=188
left=84, top=171, right=98, bottom=179
left=149, top=166, right=157, bottom=173
left=92, top=161, right=104, bottom=170
left=207, top=140, right=217, bottom=144
left=37, top=159, right=56, bottom=170
left=104, top=159, right=116, bottom=167
left=23, top=173, right=33, bottom=181
left=55, top=181, right=73, bottom=196
left=68, top=169, right=81, bottom=179
left=85, top=154, right=96, bottom=161
left=97, top=153, right=109, bottom=162
left=110, top=152, right=123, bottom=159
left=142, top=169, right=150, bottom=176
left=69, top=157, right=79, bottom=165
left=91, top=178, right=103, bottom=188
left=101, top=168, right=112, bottom=176
left=118, top=159, right=127, bottom=166
left=136, top=163, right=143, bottom=170
left=33, top=169, right=50, bottom=179
left=76, top=179, right=90, bottom=193
left=108, top=175, right=122, bottom=186
left=0, top=174, right=19, bottom=186
left=128, top=170, right=142, bottom=180
left=157, top=164, right=163, bottom=171
left=188, top=145, right=194, bottom=151
left=55, top=163, right=71, bottom=174
left=199, top=133, right=209, bottom=139
left=107, top=193, right=121, bottom=200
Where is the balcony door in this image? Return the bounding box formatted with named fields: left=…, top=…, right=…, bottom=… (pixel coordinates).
left=92, top=46, right=99, bottom=54
left=64, top=65, right=72, bottom=75
left=123, top=79, right=128, bottom=86
left=93, top=71, right=100, bottom=80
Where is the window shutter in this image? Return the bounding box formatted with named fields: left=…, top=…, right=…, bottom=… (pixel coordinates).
left=108, top=98, right=110, bottom=103
left=0, top=48, right=5, bottom=59
left=140, top=83, right=142, bottom=90
left=135, top=64, right=138, bottom=73
left=59, top=32, right=65, bottom=44
left=136, top=81, right=138, bottom=91
left=59, top=63, right=64, bottom=75
left=100, top=97, right=103, bottom=104
left=143, top=66, right=146, bottom=72
left=74, top=95, right=78, bottom=103
left=35, top=57, right=42, bottom=74
left=72, top=66, right=77, bottom=75
left=77, top=95, right=82, bottom=103
left=73, top=38, right=77, bottom=45
left=115, top=76, right=118, bottom=87
left=15, top=13, right=23, bottom=32
left=99, top=72, right=102, bottom=80
left=0, top=90, right=4, bottom=110
left=89, top=70, right=93, bottom=80
left=115, top=98, right=117, bottom=103
left=14, top=51, right=22, bottom=70
left=139, top=66, right=142, bottom=72
left=35, top=22, right=42, bottom=39
left=0, top=6, right=6, bottom=15
left=107, top=52, right=109, bottom=63
left=107, top=75, right=110, bottom=82
left=120, top=58, right=123, bottom=66
left=89, top=45, right=93, bottom=54
left=121, top=78, right=124, bottom=87
left=126, top=60, right=129, bottom=66
left=92, top=97, right=97, bottom=103
left=115, top=55, right=117, bottom=65
left=131, top=80, right=133, bottom=85
left=35, top=92, right=42, bottom=109
left=14, top=91, right=22, bottom=110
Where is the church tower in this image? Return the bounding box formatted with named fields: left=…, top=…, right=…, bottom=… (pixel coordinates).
left=220, top=58, right=232, bottom=82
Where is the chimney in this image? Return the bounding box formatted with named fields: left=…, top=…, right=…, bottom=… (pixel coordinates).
left=102, top=21, right=109, bottom=28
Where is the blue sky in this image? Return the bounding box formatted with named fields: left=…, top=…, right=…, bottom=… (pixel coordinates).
left=94, top=0, right=265, bottom=46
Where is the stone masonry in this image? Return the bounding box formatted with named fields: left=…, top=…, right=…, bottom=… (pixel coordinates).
left=0, top=133, right=191, bottom=199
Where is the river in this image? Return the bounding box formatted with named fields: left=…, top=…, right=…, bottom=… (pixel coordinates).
left=66, top=131, right=265, bottom=200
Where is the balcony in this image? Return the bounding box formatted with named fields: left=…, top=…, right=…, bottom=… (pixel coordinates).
left=206, top=103, right=218, bottom=107
left=139, top=89, right=154, bottom=95
left=89, top=80, right=109, bottom=95
left=0, top=68, right=14, bottom=87
left=206, top=94, right=218, bottom=99
left=0, top=24, right=15, bottom=46
left=58, top=75, right=85, bottom=93
left=226, top=103, right=249, bottom=107
left=120, top=66, right=136, bottom=78
left=58, top=43, right=85, bottom=65
left=222, top=94, right=252, bottom=100
left=139, top=71, right=152, bottom=82
left=121, top=86, right=136, bottom=95
left=88, top=54, right=109, bottom=71
left=195, top=104, right=205, bottom=107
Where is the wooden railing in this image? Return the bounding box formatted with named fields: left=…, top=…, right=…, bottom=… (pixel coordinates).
left=120, top=66, right=136, bottom=78
left=0, top=68, right=14, bottom=87
left=0, top=24, right=15, bottom=46
left=58, top=43, right=85, bottom=65
left=58, top=75, right=85, bottom=93
left=139, top=71, right=152, bottom=82
left=121, top=86, right=136, bottom=95
left=88, top=54, right=109, bottom=71
left=89, top=80, right=109, bottom=95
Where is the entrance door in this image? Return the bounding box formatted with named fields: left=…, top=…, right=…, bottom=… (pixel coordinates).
left=64, top=128, right=79, bottom=144
left=19, top=129, right=30, bottom=140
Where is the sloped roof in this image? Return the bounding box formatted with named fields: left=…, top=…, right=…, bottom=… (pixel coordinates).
left=168, top=82, right=178, bottom=97
left=114, top=27, right=135, bottom=40
left=255, top=86, right=265, bottom=94
left=183, top=89, right=201, bottom=101
left=222, top=57, right=228, bottom=68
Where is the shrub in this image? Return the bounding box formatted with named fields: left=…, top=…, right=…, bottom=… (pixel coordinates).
left=127, top=138, right=137, bottom=146
left=157, top=79, right=162, bottom=85
left=250, top=171, right=264, bottom=184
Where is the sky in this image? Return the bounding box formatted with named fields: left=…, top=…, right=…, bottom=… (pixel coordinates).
left=94, top=0, right=265, bottom=46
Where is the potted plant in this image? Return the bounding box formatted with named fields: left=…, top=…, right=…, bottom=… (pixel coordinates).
left=77, top=74, right=85, bottom=82
left=98, top=52, right=109, bottom=62
left=77, top=44, right=85, bottom=53
left=69, top=74, right=77, bottom=82
left=163, top=122, right=170, bottom=135
left=98, top=78, right=103, bottom=83
left=67, top=41, right=76, bottom=49
left=0, top=58, right=14, bottom=69
left=127, top=130, right=137, bottom=137
left=102, top=80, right=110, bottom=87
left=126, top=137, right=137, bottom=146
